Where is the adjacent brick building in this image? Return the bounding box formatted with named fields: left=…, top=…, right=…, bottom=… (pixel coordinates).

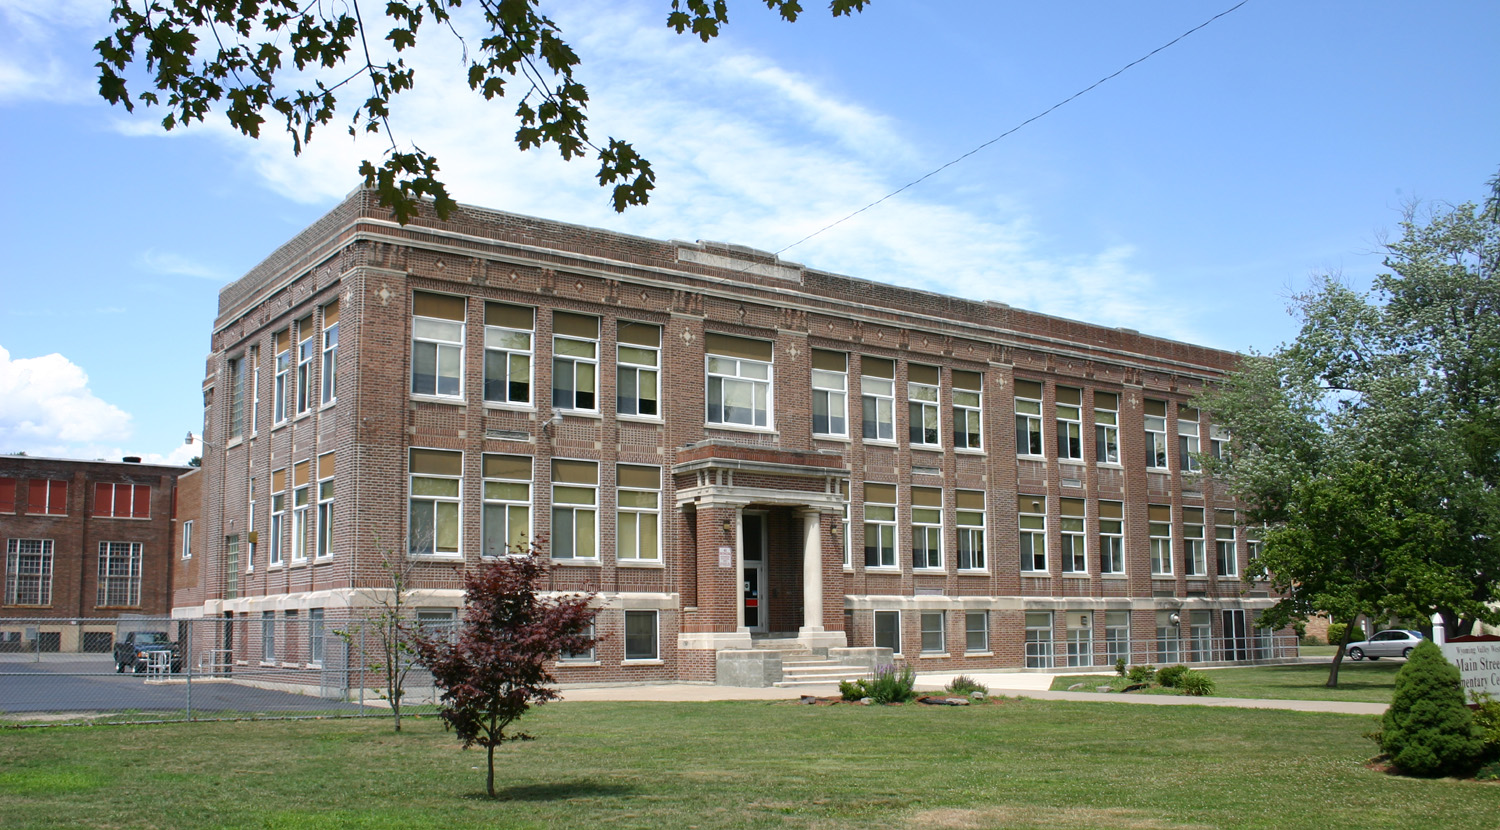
left=179, top=189, right=1286, bottom=684
left=0, top=456, right=190, bottom=652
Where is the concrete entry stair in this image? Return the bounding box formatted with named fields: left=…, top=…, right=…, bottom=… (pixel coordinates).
left=752, top=636, right=871, bottom=688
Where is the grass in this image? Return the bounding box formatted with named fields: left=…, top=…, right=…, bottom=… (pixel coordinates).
left=1049, top=660, right=1403, bottom=703
left=2, top=699, right=1495, bottom=829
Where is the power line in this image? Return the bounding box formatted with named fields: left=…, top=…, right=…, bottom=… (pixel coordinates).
left=771, top=0, right=1251, bottom=259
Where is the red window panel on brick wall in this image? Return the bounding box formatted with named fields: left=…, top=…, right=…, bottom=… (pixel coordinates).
left=26, top=480, right=68, bottom=515
left=93, top=482, right=151, bottom=518
left=0, top=478, right=15, bottom=513
left=133, top=484, right=150, bottom=518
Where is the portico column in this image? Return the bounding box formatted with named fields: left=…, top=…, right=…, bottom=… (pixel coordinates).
left=798, top=509, right=824, bottom=632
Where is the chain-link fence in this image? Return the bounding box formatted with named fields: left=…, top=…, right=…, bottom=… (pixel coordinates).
left=0, top=615, right=451, bottom=727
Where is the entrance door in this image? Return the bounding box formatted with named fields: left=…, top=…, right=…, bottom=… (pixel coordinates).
left=1222, top=609, right=1248, bottom=661
left=742, top=513, right=768, bottom=632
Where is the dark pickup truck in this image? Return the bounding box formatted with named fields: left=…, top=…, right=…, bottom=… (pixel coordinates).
left=114, top=631, right=182, bottom=673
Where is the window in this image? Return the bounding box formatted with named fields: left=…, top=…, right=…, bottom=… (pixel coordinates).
left=1156, top=610, right=1181, bottom=663
left=97, top=541, right=142, bottom=606
left=92, top=482, right=148, bottom=518
left=908, top=364, right=940, bottom=447
left=262, top=611, right=276, bottom=663
left=1056, top=386, right=1083, bottom=460
left=224, top=535, right=239, bottom=599
left=956, top=490, right=986, bottom=570
left=246, top=477, right=256, bottom=571
left=862, top=483, right=896, bottom=568
left=295, top=316, right=314, bottom=415
left=1025, top=611, right=1053, bottom=668
left=228, top=356, right=245, bottom=440
left=705, top=333, right=772, bottom=427
left=250, top=346, right=260, bottom=433
left=270, top=468, right=286, bottom=566
left=1149, top=505, right=1172, bottom=575
left=910, top=487, right=942, bottom=569
left=284, top=609, right=299, bottom=661
left=952, top=370, right=983, bottom=449
left=28, top=479, right=69, bottom=515
left=181, top=520, right=194, bottom=559
left=483, top=302, right=533, bottom=405
left=0, top=477, right=15, bottom=513
left=409, top=449, right=462, bottom=556
left=861, top=357, right=895, bottom=441
left=1015, top=379, right=1043, bottom=455
left=273, top=329, right=290, bottom=423
left=482, top=454, right=531, bottom=557
left=1215, top=510, right=1238, bottom=578
left=412, top=292, right=465, bottom=398
left=840, top=481, right=851, bottom=568
left=1098, top=500, right=1125, bottom=575
left=1183, top=508, right=1206, bottom=576
left=1178, top=406, right=1201, bottom=472
left=291, top=460, right=312, bottom=562
left=617, top=464, right=660, bottom=562
left=1060, top=498, right=1086, bottom=574
left=417, top=609, right=457, bottom=642
left=5, top=539, right=53, bottom=605
left=552, top=311, right=599, bottom=411
left=1094, top=391, right=1119, bottom=464
left=617, top=321, right=660, bottom=417
left=309, top=608, right=325, bottom=664
left=321, top=301, right=339, bottom=405
left=551, top=459, right=598, bottom=560
left=316, top=452, right=335, bottom=559
left=1189, top=610, right=1212, bottom=661
left=811, top=350, right=848, bottom=437
left=920, top=611, right=945, bottom=653
left=874, top=610, right=901, bottom=654
left=1144, top=399, right=1169, bottom=469
left=1019, top=495, right=1047, bottom=573
left=1104, top=611, right=1130, bottom=666
left=1209, top=424, right=1230, bottom=461
left=561, top=621, right=595, bottom=662
left=624, top=610, right=658, bottom=660
left=965, top=611, right=989, bottom=653
left=1066, top=611, right=1093, bottom=667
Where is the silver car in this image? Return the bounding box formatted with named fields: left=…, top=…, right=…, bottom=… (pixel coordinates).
left=1346, top=629, right=1424, bottom=661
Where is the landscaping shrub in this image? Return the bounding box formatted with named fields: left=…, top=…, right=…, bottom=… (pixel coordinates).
left=1157, top=664, right=1190, bottom=688
left=1114, top=658, right=1128, bottom=677
left=945, top=675, right=988, bottom=695
left=1178, top=670, right=1215, bottom=696
left=839, top=679, right=866, bottom=701
left=1379, top=640, right=1483, bottom=777
left=865, top=664, right=918, bottom=704
left=1326, top=622, right=1348, bottom=646
left=1470, top=692, right=1500, bottom=761
left=1127, top=664, right=1157, bottom=684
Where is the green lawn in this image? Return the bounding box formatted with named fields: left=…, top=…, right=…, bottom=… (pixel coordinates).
left=3, top=699, right=1494, bottom=829
left=1048, top=660, right=1403, bottom=703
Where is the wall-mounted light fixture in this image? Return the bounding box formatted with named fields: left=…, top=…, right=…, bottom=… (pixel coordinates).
left=541, top=412, right=564, bottom=439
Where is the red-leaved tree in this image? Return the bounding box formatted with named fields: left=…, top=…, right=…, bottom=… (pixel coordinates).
left=412, top=543, right=597, bottom=797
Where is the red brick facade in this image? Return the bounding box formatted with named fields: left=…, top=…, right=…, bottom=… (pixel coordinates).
left=180, top=190, right=1285, bottom=682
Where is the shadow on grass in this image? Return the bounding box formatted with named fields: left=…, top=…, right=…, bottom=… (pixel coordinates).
left=479, top=780, right=638, bottom=802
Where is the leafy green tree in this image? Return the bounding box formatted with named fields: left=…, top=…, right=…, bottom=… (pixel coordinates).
left=1380, top=640, right=1482, bottom=777
left=1200, top=178, right=1500, bottom=686
left=94, top=1, right=870, bottom=223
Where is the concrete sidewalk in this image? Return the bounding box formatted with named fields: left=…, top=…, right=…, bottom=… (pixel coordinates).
left=555, top=669, right=1386, bottom=716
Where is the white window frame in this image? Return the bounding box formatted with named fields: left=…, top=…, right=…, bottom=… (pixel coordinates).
left=551, top=460, right=599, bottom=561
left=1216, top=522, right=1238, bottom=578
left=1024, top=611, right=1053, bottom=668
left=1145, top=407, right=1169, bottom=469
left=862, top=491, right=897, bottom=569
left=812, top=364, right=848, bottom=438
left=705, top=354, right=772, bottom=428
left=952, top=378, right=983, bottom=450
left=1019, top=499, right=1047, bottom=573
left=181, top=520, right=193, bottom=559
left=227, top=356, right=245, bottom=440
left=316, top=467, right=334, bottom=559
left=1066, top=612, right=1093, bottom=667
left=269, top=489, right=285, bottom=567
left=295, top=322, right=315, bottom=416
left=1104, top=611, right=1130, bottom=666
left=1150, top=516, right=1173, bottom=576
left=484, top=307, right=534, bottom=406
left=1060, top=513, right=1087, bottom=574
left=412, top=309, right=465, bottom=399
left=861, top=373, right=895, bottom=442
left=908, top=378, right=940, bottom=448
left=1095, top=397, right=1120, bottom=464
left=1179, top=412, right=1201, bottom=473
left=965, top=610, right=989, bottom=653
left=1057, top=394, right=1083, bottom=460
left=321, top=316, right=338, bottom=405
left=956, top=497, right=986, bottom=571
left=292, top=481, right=311, bottom=562
left=246, top=477, right=256, bottom=572
left=273, top=335, right=290, bottom=424
left=874, top=609, right=901, bottom=654
left=97, top=541, right=142, bottom=607
left=561, top=621, right=596, bottom=663
left=5, top=538, right=54, bottom=606
left=617, top=326, right=660, bottom=418
left=616, top=465, right=661, bottom=563
left=1210, top=424, right=1230, bottom=461
left=1098, top=509, right=1125, bottom=575
left=481, top=456, right=532, bottom=558
left=308, top=608, right=325, bottom=665
left=249, top=345, right=260, bottom=434
left=1016, top=391, right=1044, bottom=456
left=1184, top=520, right=1206, bottom=577
left=262, top=611, right=276, bottom=663
left=623, top=609, right=659, bottom=661
left=911, top=494, right=942, bottom=570
left=552, top=333, right=599, bottom=412
left=409, top=449, right=463, bottom=557
left=920, top=611, right=945, bottom=654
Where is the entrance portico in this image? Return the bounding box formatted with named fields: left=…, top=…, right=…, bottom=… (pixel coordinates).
left=673, top=441, right=848, bottom=657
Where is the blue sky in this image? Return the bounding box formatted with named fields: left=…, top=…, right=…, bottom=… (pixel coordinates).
left=1, top=0, right=1496, bottom=464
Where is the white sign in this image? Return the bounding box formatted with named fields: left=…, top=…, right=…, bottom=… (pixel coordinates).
left=718, top=546, right=733, bottom=568
left=1441, top=636, right=1500, bottom=699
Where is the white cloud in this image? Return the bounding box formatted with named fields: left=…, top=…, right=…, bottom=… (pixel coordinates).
left=139, top=249, right=230, bottom=282
left=0, top=0, right=111, bottom=103
left=0, top=344, right=132, bottom=451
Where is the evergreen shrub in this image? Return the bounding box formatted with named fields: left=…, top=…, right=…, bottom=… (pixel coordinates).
left=1157, top=664, right=1190, bottom=688
left=1379, top=640, right=1483, bottom=777
left=1178, top=670, right=1215, bottom=696
left=1126, top=664, right=1157, bottom=684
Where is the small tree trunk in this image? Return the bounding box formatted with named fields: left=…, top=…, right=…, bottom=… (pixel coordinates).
left=1326, top=616, right=1357, bottom=688
left=487, top=741, right=496, bottom=798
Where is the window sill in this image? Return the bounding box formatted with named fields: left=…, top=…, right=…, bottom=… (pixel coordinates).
left=813, top=434, right=851, bottom=443
left=1017, top=454, right=1046, bottom=461
left=410, top=394, right=466, bottom=407
left=226, top=437, right=244, bottom=450
left=267, top=563, right=284, bottom=570
left=558, top=660, right=601, bottom=667
left=1020, top=571, right=1050, bottom=578
left=862, top=439, right=898, bottom=447
left=279, top=661, right=300, bottom=669
left=913, top=567, right=945, bottom=574
left=482, top=401, right=536, bottom=413
left=617, top=560, right=665, bottom=568
left=551, top=558, right=602, bottom=567
left=965, top=651, right=994, bottom=658
left=555, top=409, right=602, bottom=419
left=704, top=423, right=777, bottom=436
left=1096, top=462, right=1123, bottom=469
left=1101, top=573, right=1128, bottom=579
left=621, top=658, right=664, bottom=666
left=294, top=412, right=312, bottom=422
left=954, top=448, right=986, bottom=456
left=864, top=567, right=901, bottom=574
left=617, top=414, right=664, bottom=425
left=273, top=422, right=288, bottom=432
left=1062, top=573, right=1091, bottom=579
left=407, top=554, right=464, bottom=562
left=315, top=555, right=334, bottom=563
left=910, top=444, right=944, bottom=452
left=957, top=569, right=989, bottom=575
left=1151, top=573, right=1174, bottom=579
left=2, top=604, right=52, bottom=609
left=307, top=661, right=322, bottom=669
